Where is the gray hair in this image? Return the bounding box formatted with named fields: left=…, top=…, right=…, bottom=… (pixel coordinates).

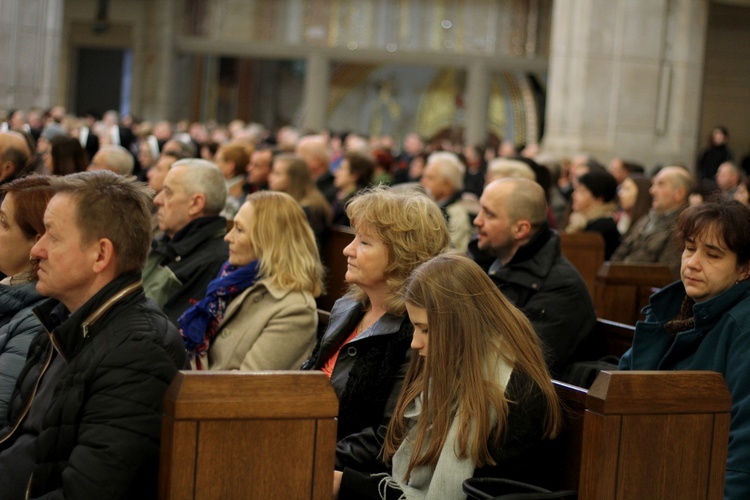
left=172, top=158, right=227, bottom=215
left=98, top=145, right=134, bottom=176
left=426, top=151, right=465, bottom=191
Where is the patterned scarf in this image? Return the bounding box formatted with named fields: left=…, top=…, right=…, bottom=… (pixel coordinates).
left=179, top=260, right=259, bottom=368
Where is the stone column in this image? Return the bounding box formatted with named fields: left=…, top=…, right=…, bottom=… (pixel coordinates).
left=542, top=0, right=709, bottom=171
left=465, top=59, right=490, bottom=147
left=151, top=0, right=178, bottom=120
left=0, top=0, right=64, bottom=110
left=302, top=51, right=330, bottom=132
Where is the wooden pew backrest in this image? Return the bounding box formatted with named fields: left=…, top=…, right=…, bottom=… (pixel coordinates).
left=594, top=262, right=674, bottom=325
left=318, top=224, right=354, bottom=312
left=159, top=371, right=338, bottom=500
left=560, top=231, right=606, bottom=298
left=552, top=371, right=730, bottom=500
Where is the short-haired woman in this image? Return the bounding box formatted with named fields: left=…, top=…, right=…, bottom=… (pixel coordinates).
left=619, top=201, right=750, bottom=499
left=0, top=175, right=54, bottom=419
left=179, top=191, right=324, bottom=371
left=334, top=253, right=562, bottom=499
left=302, top=186, right=451, bottom=470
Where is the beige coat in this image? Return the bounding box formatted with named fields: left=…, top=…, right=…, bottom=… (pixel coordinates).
left=206, top=279, right=318, bottom=371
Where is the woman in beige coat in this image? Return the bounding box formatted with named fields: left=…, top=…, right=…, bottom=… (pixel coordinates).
left=179, top=191, right=324, bottom=370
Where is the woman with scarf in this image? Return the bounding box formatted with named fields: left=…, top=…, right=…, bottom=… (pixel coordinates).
left=334, top=253, right=562, bottom=499
left=179, top=190, right=323, bottom=371
left=619, top=201, right=750, bottom=499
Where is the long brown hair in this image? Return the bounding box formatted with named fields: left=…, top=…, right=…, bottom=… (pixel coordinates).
left=383, top=252, right=561, bottom=478
left=275, top=154, right=332, bottom=223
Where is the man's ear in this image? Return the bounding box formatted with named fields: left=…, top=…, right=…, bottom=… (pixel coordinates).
left=0, top=161, right=15, bottom=182
left=513, top=219, right=532, bottom=241
left=92, top=238, right=115, bottom=274
left=188, top=193, right=207, bottom=216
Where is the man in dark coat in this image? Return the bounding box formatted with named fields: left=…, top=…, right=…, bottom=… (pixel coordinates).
left=471, top=177, right=595, bottom=376
left=142, top=158, right=229, bottom=324
left=0, top=170, right=186, bottom=499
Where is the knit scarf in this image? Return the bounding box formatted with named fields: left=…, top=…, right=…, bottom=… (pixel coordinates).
left=179, top=260, right=260, bottom=367
left=387, top=357, right=513, bottom=500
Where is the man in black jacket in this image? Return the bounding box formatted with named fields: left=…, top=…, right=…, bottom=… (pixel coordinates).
left=142, top=158, right=228, bottom=324
left=0, top=170, right=186, bottom=499
left=471, top=177, right=595, bottom=376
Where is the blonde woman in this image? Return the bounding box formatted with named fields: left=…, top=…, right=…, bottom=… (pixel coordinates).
left=302, top=186, right=451, bottom=472
left=334, top=253, right=562, bottom=499
left=179, top=191, right=324, bottom=370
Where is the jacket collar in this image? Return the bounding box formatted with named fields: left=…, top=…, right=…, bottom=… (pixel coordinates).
left=321, top=295, right=405, bottom=351
left=152, top=216, right=226, bottom=258
left=648, top=279, right=750, bottom=328
left=33, top=272, right=143, bottom=362
left=489, top=226, right=559, bottom=285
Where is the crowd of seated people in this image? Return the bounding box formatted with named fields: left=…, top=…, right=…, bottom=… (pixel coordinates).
left=3, top=106, right=750, bottom=497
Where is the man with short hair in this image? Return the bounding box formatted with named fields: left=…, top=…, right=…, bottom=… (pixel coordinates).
left=421, top=152, right=473, bottom=252
left=0, top=170, right=186, bottom=498
left=87, top=144, right=135, bottom=176
left=297, top=134, right=337, bottom=204
left=471, top=177, right=595, bottom=375
left=0, top=131, right=32, bottom=186
left=611, top=166, right=694, bottom=278
left=247, top=148, right=274, bottom=192
left=142, top=158, right=229, bottom=323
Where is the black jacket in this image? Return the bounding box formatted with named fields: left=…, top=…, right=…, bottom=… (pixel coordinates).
left=471, top=227, right=595, bottom=376
left=301, top=295, right=412, bottom=469
left=0, top=273, right=186, bottom=499
left=142, top=216, right=228, bottom=324
left=338, top=370, right=552, bottom=499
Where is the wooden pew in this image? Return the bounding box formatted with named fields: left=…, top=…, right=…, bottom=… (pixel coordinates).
left=594, top=262, right=674, bottom=325
left=159, top=371, right=338, bottom=500
left=551, top=371, right=730, bottom=499
left=317, top=224, right=354, bottom=312
left=560, top=231, right=606, bottom=298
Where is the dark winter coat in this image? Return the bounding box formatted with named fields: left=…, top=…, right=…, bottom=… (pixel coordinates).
left=0, top=273, right=186, bottom=499
left=142, top=215, right=228, bottom=324
left=301, top=295, right=412, bottom=469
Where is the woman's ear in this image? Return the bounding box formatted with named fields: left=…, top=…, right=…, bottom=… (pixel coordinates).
left=738, top=264, right=750, bottom=282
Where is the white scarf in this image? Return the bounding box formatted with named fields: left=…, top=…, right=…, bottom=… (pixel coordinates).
left=385, top=358, right=513, bottom=500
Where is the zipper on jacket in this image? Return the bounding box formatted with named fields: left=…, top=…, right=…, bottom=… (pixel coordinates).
left=0, top=340, right=54, bottom=446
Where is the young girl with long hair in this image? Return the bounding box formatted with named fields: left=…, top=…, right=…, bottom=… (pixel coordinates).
left=334, top=252, right=562, bottom=499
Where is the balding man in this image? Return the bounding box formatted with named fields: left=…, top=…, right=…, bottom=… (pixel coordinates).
left=471, top=178, right=595, bottom=375
left=0, top=131, right=33, bottom=186
left=611, top=166, right=694, bottom=278
left=297, top=135, right=337, bottom=204
left=87, top=144, right=135, bottom=176
left=716, top=161, right=743, bottom=197
left=421, top=152, right=473, bottom=252
left=142, top=159, right=229, bottom=324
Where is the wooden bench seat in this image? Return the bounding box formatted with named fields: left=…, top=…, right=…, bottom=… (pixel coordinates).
left=551, top=371, right=730, bottom=499
left=594, top=262, right=674, bottom=325
left=560, top=231, right=606, bottom=298
left=158, top=371, right=338, bottom=500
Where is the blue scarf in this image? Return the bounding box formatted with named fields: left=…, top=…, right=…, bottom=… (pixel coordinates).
left=179, top=260, right=260, bottom=366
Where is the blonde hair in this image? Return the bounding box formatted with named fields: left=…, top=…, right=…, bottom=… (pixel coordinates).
left=345, top=186, right=450, bottom=315
left=244, top=191, right=324, bottom=297
left=384, top=252, right=562, bottom=478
